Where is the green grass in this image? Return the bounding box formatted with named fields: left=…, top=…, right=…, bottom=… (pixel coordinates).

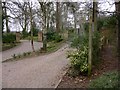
left=88, top=70, right=119, bottom=88
left=33, top=36, right=38, bottom=42
left=23, top=36, right=38, bottom=42
left=3, top=40, right=65, bottom=63
left=2, top=43, right=21, bottom=51
left=47, top=40, right=65, bottom=53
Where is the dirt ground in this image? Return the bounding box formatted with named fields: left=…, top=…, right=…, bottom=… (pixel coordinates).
left=57, top=44, right=118, bottom=88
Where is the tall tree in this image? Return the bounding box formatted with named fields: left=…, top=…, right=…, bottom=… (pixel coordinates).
left=10, top=1, right=29, bottom=34
left=88, top=14, right=92, bottom=76
left=56, top=2, right=61, bottom=33
left=28, top=2, right=35, bottom=52
left=93, top=0, right=98, bottom=31
left=2, top=2, right=10, bottom=33
left=39, top=2, right=48, bottom=51
left=88, top=0, right=98, bottom=76
left=115, top=1, right=120, bottom=56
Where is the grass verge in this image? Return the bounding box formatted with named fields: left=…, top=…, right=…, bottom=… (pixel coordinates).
left=88, top=70, right=118, bottom=88
left=2, top=42, right=21, bottom=51
left=3, top=40, right=66, bottom=63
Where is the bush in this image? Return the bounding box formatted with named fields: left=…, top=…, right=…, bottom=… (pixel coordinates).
left=22, top=30, right=29, bottom=39
left=71, top=36, right=81, bottom=48
left=28, top=28, right=39, bottom=37
left=2, top=33, right=16, bottom=43
left=46, top=31, right=63, bottom=42
left=68, top=31, right=101, bottom=74
left=92, top=31, right=101, bottom=64
left=53, top=33, right=63, bottom=42
left=67, top=35, right=89, bottom=73
left=71, top=35, right=89, bottom=49
left=89, top=71, right=118, bottom=88
left=97, top=15, right=116, bottom=30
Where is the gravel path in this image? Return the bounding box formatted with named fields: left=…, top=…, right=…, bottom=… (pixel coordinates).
left=2, top=40, right=43, bottom=61
left=2, top=44, right=70, bottom=88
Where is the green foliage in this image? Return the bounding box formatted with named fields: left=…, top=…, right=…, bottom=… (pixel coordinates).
left=68, top=31, right=101, bottom=74
left=68, top=29, right=75, bottom=41
left=2, top=43, right=16, bottom=51
left=17, top=54, right=21, bottom=58
left=67, top=45, right=88, bottom=73
left=2, top=33, right=16, bottom=43
left=12, top=54, right=16, bottom=59
left=89, top=71, right=118, bottom=88
left=71, top=36, right=81, bottom=48
left=92, top=31, right=101, bottom=64
left=23, top=52, right=27, bottom=56
left=32, top=28, right=39, bottom=36
left=67, top=35, right=89, bottom=73
left=22, top=30, right=29, bottom=39
left=46, top=31, right=63, bottom=42
left=71, top=34, right=89, bottom=49
left=97, top=15, right=116, bottom=30
left=84, top=22, right=89, bottom=32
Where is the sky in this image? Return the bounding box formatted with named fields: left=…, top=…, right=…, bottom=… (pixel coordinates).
left=3, top=0, right=116, bottom=32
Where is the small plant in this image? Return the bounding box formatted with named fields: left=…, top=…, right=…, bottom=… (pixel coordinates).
left=2, top=33, right=16, bottom=43
left=23, top=52, right=27, bottom=56
left=46, top=31, right=63, bottom=42
left=67, top=45, right=88, bottom=73
left=17, top=54, right=21, bottom=58
left=27, top=52, right=31, bottom=55
left=12, top=54, right=16, bottom=59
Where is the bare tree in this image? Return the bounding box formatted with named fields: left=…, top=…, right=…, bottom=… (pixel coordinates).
left=9, top=1, right=29, bottom=34
left=93, top=0, right=98, bottom=31
left=28, top=2, right=35, bottom=52
left=56, top=2, right=61, bottom=33
left=2, top=2, right=10, bottom=33
left=115, top=1, right=120, bottom=56
left=38, top=2, right=49, bottom=51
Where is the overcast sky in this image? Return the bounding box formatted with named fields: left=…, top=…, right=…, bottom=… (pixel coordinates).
left=3, top=0, right=116, bottom=32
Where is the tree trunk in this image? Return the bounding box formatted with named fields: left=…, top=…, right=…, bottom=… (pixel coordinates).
left=73, top=12, right=77, bottom=33
left=3, top=2, right=10, bottom=33
left=64, top=5, right=68, bottom=30
left=42, top=14, right=47, bottom=51
left=88, top=15, right=92, bottom=76
left=29, top=2, right=35, bottom=52
left=93, top=0, right=98, bottom=31
left=115, top=1, right=120, bottom=56
left=56, top=2, right=60, bottom=33
left=39, top=2, right=47, bottom=51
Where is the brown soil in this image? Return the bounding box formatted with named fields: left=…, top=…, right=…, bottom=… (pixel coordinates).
left=57, top=44, right=118, bottom=88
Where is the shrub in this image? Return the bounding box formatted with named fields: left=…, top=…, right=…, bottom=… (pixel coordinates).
left=46, top=31, right=63, bottom=42
left=22, top=30, right=29, bottom=39
left=71, top=36, right=81, bottom=48
left=92, top=31, right=101, bottom=65
left=89, top=71, right=118, bottom=88
left=53, top=33, right=63, bottom=42
left=70, top=34, right=89, bottom=49
left=46, top=31, right=55, bottom=41
left=68, top=31, right=101, bottom=74
left=2, top=33, right=16, bottom=43
left=67, top=36, right=89, bottom=73
left=12, top=54, right=16, bottom=59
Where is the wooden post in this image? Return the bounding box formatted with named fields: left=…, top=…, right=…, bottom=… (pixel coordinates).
left=16, top=32, right=20, bottom=43
left=38, top=31, right=43, bottom=42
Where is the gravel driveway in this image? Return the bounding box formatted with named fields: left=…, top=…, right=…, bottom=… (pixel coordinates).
left=2, top=40, right=43, bottom=61
left=2, top=44, right=70, bottom=88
